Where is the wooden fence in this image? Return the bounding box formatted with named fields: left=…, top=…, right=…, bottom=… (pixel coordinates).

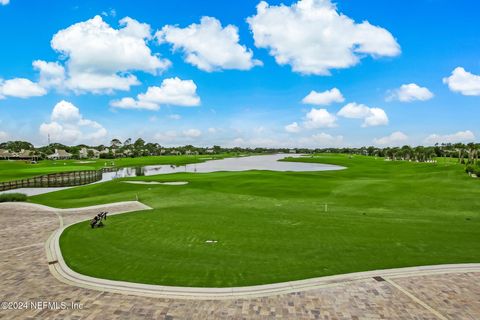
left=0, top=170, right=103, bottom=192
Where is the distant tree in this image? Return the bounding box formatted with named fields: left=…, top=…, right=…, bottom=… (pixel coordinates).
left=110, top=139, right=122, bottom=149
left=134, top=138, right=145, bottom=150
left=0, top=141, right=34, bottom=152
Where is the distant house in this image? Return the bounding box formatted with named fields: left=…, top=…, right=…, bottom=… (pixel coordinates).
left=47, top=149, right=72, bottom=160
left=185, top=150, right=199, bottom=155
left=16, top=149, right=36, bottom=160
left=171, top=149, right=182, bottom=155
left=79, top=147, right=100, bottom=159
left=0, top=149, right=13, bottom=159
left=205, top=148, right=215, bottom=154
left=0, top=149, right=36, bottom=160
left=289, top=149, right=297, bottom=154
left=100, top=148, right=111, bottom=155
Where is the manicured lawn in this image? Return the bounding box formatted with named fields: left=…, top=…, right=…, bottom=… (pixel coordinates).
left=30, top=154, right=480, bottom=287
left=0, top=154, right=230, bottom=182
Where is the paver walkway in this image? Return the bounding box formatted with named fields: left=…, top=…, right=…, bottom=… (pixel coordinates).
left=0, top=202, right=479, bottom=319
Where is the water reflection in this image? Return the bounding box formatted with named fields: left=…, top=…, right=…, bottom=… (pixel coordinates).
left=2, top=154, right=345, bottom=196
left=102, top=154, right=344, bottom=181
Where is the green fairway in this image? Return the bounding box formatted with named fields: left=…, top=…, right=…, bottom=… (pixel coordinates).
left=0, top=154, right=229, bottom=182
left=30, top=154, right=480, bottom=287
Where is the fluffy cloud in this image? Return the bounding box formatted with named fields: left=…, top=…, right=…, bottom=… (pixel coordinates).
left=0, top=131, right=8, bottom=140
left=50, top=15, right=170, bottom=94
left=302, top=88, right=344, bottom=106
left=373, top=131, right=408, bottom=146
left=39, top=100, right=107, bottom=144
left=304, top=108, right=337, bottom=129
left=443, top=67, right=480, bottom=96
left=337, top=103, right=388, bottom=127
left=33, top=60, right=66, bottom=90
left=285, top=122, right=301, bottom=133
left=387, top=83, right=434, bottom=102
left=157, top=16, right=261, bottom=72
left=110, top=77, right=200, bottom=110
left=247, top=0, right=400, bottom=75
left=424, top=130, right=475, bottom=144
left=0, top=78, right=46, bottom=98
left=0, top=0, right=9, bottom=5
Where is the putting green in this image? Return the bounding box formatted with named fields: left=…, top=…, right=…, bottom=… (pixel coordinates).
left=31, top=154, right=480, bottom=287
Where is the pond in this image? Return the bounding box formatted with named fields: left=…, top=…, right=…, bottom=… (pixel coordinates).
left=1, top=154, right=345, bottom=196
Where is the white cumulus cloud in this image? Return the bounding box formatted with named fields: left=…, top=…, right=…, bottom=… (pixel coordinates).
left=110, top=77, right=200, bottom=110
left=39, top=100, right=107, bottom=144
left=157, top=16, right=261, bottom=72
left=387, top=83, right=434, bottom=102
left=373, top=131, right=408, bottom=146
left=33, top=60, right=66, bottom=90
left=50, top=15, right=170, bottom=94
left=337, top=102, right=388, bottom=127
left=0, top=0, right=9, bottom=5
left=304, top=108, right=337, bottom=129
left=0, top=78, right=46, bottom=98
left=285, top=122, right=301, bottom=133
left=443, top=67, right=480, bottom=96
left=247, top=0, right=400, bottom=75
left=0, top=131, right=8, bottom=140
left=302, top=88, right=344, bottom=106
left=424, top=130, right=475, bottom=144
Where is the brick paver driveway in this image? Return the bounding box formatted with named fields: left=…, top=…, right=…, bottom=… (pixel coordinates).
left=0, top=202, right=479, bottom=319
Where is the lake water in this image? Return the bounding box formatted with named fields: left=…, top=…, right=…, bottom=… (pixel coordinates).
left=1, top=154, right=344, bottom=196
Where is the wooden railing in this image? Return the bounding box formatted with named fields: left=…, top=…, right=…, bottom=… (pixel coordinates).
left=0, top=170, right=103, bottom=191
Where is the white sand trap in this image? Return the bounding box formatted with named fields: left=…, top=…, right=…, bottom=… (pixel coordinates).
left=122, top=181, right=189, bottom=185
left=205, top=240, right=218, bottom=244
left=75, top=161, right=95, bottom=164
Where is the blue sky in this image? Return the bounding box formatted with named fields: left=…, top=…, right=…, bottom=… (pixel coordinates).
left=0, top=0, right=479, bottom=148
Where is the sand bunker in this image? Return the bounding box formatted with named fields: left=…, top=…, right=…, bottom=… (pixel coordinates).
left=122, top=181, right=189, bottom=185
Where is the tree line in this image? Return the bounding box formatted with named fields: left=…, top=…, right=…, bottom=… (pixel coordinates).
left=1, top=139, right=479, bottom=173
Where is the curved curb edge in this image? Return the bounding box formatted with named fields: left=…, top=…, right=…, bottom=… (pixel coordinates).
left=41, top=202, right=480, bottom=300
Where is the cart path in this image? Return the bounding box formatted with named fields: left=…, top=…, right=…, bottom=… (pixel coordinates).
left=1, top=201, right=479, bottom=319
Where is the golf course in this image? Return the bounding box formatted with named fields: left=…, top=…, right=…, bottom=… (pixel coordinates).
left=0, top=154, right=229, bottom=182
left=27, top=154, right=480, bottom=288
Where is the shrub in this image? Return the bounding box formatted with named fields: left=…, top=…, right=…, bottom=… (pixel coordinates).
left=475, top=168, right=480, bottom=177
left=0, top=193, right=27, bottom=202
left=466, top=165, right=475, bottom=174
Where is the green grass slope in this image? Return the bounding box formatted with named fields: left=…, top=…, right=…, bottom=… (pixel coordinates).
left=30, top=154, right=480, bottom=287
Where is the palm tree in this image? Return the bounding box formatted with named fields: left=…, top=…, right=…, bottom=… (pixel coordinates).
left=110, top=138, right=122, bottom=149
left=453, top=143, right=465, bottom=164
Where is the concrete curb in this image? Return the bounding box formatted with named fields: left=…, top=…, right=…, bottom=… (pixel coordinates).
left=37, top=200, right=480, bottom=300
